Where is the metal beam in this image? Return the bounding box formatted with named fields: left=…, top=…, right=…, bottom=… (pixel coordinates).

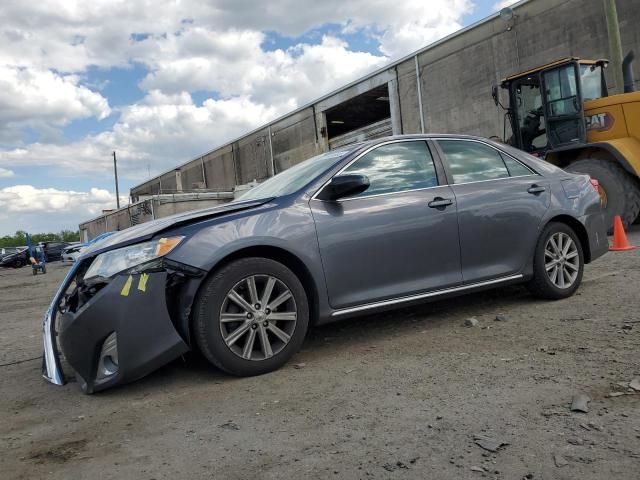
left=113, top=151, right=120, bottom=209
left=268, top=125, right=276, bottom=176
left=415, top=56, right=426, bottom=134
left=200, top=156, right=207, bottom=188
left=603, top=0, right=624, bottom=94
left=388, top=74, right=403, bottom=135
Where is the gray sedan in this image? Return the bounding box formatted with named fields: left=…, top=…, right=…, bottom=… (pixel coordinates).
left=42, top=135, right=608, bottom=393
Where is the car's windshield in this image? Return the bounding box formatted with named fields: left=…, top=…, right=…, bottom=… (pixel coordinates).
left=238, top=147, right=357, bottom=201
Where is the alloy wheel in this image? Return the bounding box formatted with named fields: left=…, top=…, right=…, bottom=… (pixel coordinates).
left=544, top=232, right=579, bottom=289
left=219, top=274, right=298, bottom=361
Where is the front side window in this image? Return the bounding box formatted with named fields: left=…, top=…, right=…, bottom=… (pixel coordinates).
left=341, top=141, right=438, bottom=197
left=438, top=140, right=510, bottom=184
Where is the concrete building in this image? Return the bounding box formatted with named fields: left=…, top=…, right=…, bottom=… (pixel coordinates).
left=79, top=192, right=233, bottom=241
left=81, top=0, right=640, bottom=239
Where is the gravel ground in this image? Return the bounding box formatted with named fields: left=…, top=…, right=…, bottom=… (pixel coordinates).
left=1, top=228, right=639, bottom=480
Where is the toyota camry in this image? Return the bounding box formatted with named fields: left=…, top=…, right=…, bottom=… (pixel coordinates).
left=42, top=135, right=608, bottom=393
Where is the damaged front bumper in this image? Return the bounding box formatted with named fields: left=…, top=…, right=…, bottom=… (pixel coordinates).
left=42, top=260, right=201, bottom=393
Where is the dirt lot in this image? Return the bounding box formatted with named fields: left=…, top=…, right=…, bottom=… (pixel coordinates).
left=1, top=229, right=639, bottom=480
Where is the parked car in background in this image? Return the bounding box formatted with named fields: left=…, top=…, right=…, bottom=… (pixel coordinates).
left=0, top=247, right=30, bottom=268
left=42, top=134, right=608, bottom=393
left=0, top=247, right=22, bottom=261
left=61, top=243, right=83, bottom=263
left=61, top=233, right=116, bottom=264
left=38, top=241, right=71, bottom=262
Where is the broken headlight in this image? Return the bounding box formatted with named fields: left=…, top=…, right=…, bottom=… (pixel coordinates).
left=83, top=236, right=184, bottom=282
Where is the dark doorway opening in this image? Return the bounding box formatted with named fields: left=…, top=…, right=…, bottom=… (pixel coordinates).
left=325, top=84, right=391, bottom=148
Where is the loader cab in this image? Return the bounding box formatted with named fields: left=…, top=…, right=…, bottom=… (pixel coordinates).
left=498, top=58, right=608, bottom=155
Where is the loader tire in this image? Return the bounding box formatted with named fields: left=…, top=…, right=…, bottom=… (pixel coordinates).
left=565, top=159, right=640, bottom=233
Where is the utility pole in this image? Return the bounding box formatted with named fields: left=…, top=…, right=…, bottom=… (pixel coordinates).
left=603, top=0, right=624, bottom=94
left=113, top=151, right=120, bottom=209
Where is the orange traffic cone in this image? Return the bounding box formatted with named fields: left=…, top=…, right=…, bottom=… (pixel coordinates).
left=609, top=215, right=636, bottom=251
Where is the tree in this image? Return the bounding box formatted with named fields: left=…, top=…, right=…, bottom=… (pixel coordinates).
left=0, top=230, right=80, bottom=248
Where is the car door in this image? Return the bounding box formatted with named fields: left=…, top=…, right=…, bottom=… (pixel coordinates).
left=46, top=242, right=59, bottom=259
left=541, top=62, right=586, bottom=149
left=434, top=139, right=550, bottom=283
left=310, top=140, right=462, bottom=309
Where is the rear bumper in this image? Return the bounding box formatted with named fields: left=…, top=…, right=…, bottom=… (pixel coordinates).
left=42, top=265, right=191, bottom=393
left=581, top=209, right=608, bottom=263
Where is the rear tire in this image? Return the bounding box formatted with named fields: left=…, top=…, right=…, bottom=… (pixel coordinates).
left=527, top=222, right=584, bottom=300
left=194, top=257, right=309, bottom=377
left=565, top=159, right=640, bottom=232
left=14, top=259, right=24, bottom=268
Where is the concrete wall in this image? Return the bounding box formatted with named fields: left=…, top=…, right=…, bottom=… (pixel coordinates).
left=234, top=128, right=272, bottom=185
left=397, top=0, right=640, bottom=139
left=203, top=145, right=236, bottom=191
left=80, top=194, right=233, bottom=240
left=618, top=0, right=640, bottom=86
left=101, top=0, right=640, bottom=236
left=271, top=107, right=319, bottom=173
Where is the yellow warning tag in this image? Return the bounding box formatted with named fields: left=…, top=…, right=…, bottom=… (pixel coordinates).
left=120, top=275, right=133, bottom=297
left=138, top=273, right=149, bottom=292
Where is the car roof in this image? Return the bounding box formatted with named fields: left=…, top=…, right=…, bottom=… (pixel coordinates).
left=357, top=133, right=494, bottom=149
left=368, top=133, right=490, bottom=142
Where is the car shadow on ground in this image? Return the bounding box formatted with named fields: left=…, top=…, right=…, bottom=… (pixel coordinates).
left=95, top=283, right=535, bottom=397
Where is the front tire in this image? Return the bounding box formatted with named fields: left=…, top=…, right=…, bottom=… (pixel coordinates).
left=527, top=222, right=584, bottom=300
left=194, top=257, right=309, bottom=377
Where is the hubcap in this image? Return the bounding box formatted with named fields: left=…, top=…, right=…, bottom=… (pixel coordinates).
left=544, top=232, right=579, bottom=289
left=219, top=274, right=297, bottom=361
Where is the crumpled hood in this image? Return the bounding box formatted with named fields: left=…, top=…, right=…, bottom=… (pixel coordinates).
left=80, top=197, right=274, bottom=259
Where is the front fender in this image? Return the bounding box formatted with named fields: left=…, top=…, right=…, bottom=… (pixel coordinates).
left=164, top=197, right=333, bottom=324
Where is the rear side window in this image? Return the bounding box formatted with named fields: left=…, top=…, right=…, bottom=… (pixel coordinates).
left=438, top=140, right=535, bottom=184
left=501, top=154, right=534, bottom=176
left=438, top=140, right=509, bottom=184
left=342, top=141, right=438, bottom=197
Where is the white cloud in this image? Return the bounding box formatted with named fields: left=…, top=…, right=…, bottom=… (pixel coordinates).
left=0, top=185, right=117, bottom=214
left=0, top=1, right=473, bottom=72
left=0, top=167, right=15, bottom=178
left=139, top=33, right=387, bottom=104
left=0, top=66, right=110, bottom=143
left=493, top=0, right=518, bottom=11
left=0, top=91, right=283, bottom=180
left=0, top=184, right=126, bottom=235
left=0, top=0, right=477, bottom=232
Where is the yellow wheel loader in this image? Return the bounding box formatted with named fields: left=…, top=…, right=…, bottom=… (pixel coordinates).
left=493, top=51, right=640, bottom=231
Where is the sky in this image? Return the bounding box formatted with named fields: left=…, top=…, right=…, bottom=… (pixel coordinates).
left=0, top=0, right=517, bottom=236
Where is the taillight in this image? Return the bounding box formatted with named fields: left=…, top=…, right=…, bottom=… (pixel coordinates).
left=589, top=177, right=600, bottom=194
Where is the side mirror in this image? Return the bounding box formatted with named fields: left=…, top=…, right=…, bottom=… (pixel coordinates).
left=491, top=84, right=499, bottom=106
left=317, top=174, right=370, bottom=201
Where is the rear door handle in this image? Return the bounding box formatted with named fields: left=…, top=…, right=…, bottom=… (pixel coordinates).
left=428, top=197, right=453, bottom=208
left=527, top=184, right=546, bottom=194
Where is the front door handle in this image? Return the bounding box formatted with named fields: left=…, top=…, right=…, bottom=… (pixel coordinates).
left=428, top=197, right=453, bottom=208
left=527, top=184, right=546, bottom=194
